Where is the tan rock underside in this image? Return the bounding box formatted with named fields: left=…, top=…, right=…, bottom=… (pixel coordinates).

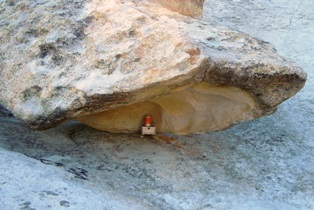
left=78, top=82, right=257, bottom=135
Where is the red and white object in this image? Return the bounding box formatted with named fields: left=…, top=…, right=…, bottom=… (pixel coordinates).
left=142, top=115, right=156, bottom=135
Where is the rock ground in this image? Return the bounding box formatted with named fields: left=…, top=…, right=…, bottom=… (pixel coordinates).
left=1, top=0, right=314, bottom=209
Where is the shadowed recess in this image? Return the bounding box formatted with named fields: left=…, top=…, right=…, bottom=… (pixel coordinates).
left=78, top=82, right=257, bottom=135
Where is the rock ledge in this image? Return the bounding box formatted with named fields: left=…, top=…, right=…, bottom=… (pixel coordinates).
left=0, top=0, right=306, bottom=134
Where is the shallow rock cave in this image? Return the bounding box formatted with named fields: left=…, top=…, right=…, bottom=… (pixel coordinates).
left=77, top=82, right=256, bottom=135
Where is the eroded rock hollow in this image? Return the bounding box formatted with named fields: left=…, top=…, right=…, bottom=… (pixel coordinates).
left=79, top=83, right=256, bottom=135
left=0, top=0, right=306, bottom=134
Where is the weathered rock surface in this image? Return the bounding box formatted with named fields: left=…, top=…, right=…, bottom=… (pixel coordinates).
left=0, top=0, right=306, bottom=134
left=149, top=0, right=205, bottom=18
left=0, top=104, right=13, bottom=118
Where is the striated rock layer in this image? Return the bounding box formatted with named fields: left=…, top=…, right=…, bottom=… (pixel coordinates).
left=0, top=0, right=306, bottom=134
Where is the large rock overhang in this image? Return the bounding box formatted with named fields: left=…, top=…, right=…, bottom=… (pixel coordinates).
left=0, top=0, right=306, bottom=134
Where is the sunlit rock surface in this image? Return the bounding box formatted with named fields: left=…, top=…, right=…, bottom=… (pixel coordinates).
left=149, top=0, right=205, bottom=18
left=0, top=0, right=306, bottom=134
